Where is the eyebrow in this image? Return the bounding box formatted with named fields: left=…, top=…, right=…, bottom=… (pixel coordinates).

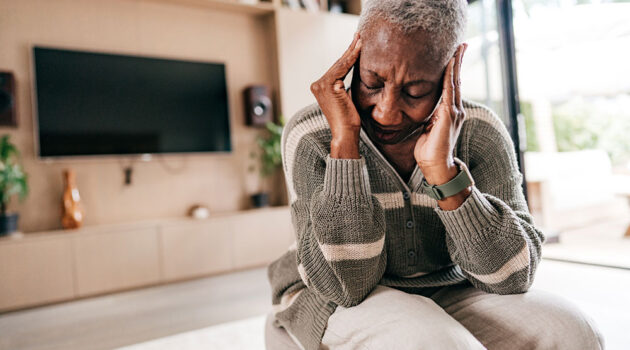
left=365, top=69, right=436, bottom=87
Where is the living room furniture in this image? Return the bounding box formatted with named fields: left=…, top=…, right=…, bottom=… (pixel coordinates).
left=525, top=150, right=628, bottom=233
left=0, top=206, right=294, bottom=313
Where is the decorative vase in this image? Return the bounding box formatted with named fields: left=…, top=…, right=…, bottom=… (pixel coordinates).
left=61, top=169, right=83, bottom=229
left=251, top=192, right=270, bottom=208
left=0, top=213, right=18, bottom=236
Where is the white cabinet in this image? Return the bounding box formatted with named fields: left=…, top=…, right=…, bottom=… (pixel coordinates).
left=74, top=228, right=161, bottom=297
left=0, top=206, right=292, bottom=312
left=232, top=207, right=294, bottom=268
left=160, top=217, right=234, bottom=281
left=0, top=236, right=74, bottom=311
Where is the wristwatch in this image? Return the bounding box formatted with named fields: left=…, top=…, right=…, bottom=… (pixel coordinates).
left=420, top=157, right=475, bottom=200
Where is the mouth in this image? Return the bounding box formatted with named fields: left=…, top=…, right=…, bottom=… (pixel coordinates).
left=373, top=127, right=403, bottom=142
left=358, top=109, right=407, bottom=144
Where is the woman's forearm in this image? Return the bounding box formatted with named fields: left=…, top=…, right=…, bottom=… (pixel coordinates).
left=330, top=132, right=360, bottom=159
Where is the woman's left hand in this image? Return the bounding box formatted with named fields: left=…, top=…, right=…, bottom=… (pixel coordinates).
left=414, top=43, right=467, bottom=185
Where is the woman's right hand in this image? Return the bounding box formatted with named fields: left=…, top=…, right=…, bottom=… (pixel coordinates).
left=310, top=32, right=362, bottom=159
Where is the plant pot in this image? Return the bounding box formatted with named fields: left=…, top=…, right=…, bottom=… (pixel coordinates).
left=251, top=192, right=270, bottom=208
left=0, top=213, right=19, bottom=236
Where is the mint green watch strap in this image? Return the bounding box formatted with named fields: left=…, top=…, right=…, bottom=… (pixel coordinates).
left=421, top=158, right=474, bottom=200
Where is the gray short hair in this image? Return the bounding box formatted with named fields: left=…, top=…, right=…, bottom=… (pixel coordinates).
left=357, top=0, right=467, bottom=65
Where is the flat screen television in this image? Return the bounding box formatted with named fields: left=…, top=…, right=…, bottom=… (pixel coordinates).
left=32, top=46, right=231, bottom=157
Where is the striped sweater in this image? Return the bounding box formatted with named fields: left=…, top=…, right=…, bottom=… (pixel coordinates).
left=266, top=99, right=546, bottom=350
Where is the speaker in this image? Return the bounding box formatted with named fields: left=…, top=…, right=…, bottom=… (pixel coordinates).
left=0, top=72, right=16, bottom=127
left=243, top=85, right=273, bottom=127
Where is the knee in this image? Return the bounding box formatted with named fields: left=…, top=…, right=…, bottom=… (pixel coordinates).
left=324, top=286, right=485, bottom=350
left=360, top=317, right=486, bottom=350
left=525, top=291, right=605, bottom=349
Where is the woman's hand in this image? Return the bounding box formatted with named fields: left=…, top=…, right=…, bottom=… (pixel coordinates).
left=414, top=43, right=468, bottom=185
left=310, top=32, right=362, bottom=159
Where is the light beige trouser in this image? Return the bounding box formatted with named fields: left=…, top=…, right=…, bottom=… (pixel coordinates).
left=319, top=284, right=605, bottom=350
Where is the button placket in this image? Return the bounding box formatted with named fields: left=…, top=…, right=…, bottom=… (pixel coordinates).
left=402, top=190, right=417, bottom=266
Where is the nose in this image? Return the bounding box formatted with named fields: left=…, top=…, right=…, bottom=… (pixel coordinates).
left=371, top=88, right=403, bottom=127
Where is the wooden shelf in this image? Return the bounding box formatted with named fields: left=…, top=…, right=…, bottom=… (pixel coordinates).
left=146, top=0, right=276, bottom=15
left=143, top=0, right=361, bottom=16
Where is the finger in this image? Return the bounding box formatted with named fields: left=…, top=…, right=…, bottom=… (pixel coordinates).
left=454, top=43, right=466, bottom=109
left=441, top=56, right=456, bottom=109
left=326, top=32, right=359, bottom=75
left=424, top=116, right=437, bottom=134
left=328, top=33, right=362, bottom=81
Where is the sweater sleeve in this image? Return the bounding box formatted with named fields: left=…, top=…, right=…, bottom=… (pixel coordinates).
left=433, top=112, right=546, bottom=295
left=282, top=121, right=387, bottom=308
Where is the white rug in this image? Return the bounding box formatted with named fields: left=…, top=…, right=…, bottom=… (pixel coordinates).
left=116, top=315, right=267, bottom=350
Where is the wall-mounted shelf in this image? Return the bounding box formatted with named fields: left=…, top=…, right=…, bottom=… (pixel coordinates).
left=147, top=0, right=277, bottom=15
left=144, top=0, right=362, bottom=16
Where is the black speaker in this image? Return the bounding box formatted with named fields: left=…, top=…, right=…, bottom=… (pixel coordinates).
left=0, top=72, right=16, bottom=127
left=243, top=85, right=273, bottom=127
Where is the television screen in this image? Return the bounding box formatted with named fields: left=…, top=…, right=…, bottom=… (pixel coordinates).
left=33, top=46, right=231, bottom=157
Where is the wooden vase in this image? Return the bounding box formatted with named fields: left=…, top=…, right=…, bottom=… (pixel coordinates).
left=61, top=169, right=83, bottom=229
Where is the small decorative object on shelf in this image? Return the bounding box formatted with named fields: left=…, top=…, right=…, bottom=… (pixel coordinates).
left=188, top=204, right=210, bottom=219
left=61, top=169, right=83, bottom=229
left=0, top=135, right=28, bottom=236
left=328, top=0, right=344, bottom=13
left=243, top=85, right=274, bottom=127
left=248, top=118, right=284, bottom=208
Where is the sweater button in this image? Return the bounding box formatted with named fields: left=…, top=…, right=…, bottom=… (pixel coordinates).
left=403, top=191, right=410, bottom=200
left=406, top=220, right=414, bottom=229
left=408, top=250, right=416, bottom=258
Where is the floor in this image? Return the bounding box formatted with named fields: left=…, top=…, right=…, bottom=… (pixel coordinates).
left=1, top=259, right=629, bottom=350
left=0, top=268, right=270, bottom=350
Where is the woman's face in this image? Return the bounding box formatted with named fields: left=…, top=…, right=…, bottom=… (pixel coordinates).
left=351, top=19, right=446, bottom=146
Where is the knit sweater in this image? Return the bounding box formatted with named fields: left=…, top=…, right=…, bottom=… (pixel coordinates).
left=266, top=99, right=546, bottom=350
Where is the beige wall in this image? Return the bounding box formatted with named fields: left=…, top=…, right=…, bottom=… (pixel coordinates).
left=0, top=0, right=285, bottom=232
left=275, top=8, right=358, bottom=120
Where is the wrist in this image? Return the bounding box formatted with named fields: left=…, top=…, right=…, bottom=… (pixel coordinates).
left=331, top=131, right=360, bottom=159
left=420, top=162, right=458, bottom=185
left=419, top=157, right=475, bottom=210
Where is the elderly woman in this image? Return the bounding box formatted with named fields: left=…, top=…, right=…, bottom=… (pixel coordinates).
left=266, top=0, right=604, bottom=349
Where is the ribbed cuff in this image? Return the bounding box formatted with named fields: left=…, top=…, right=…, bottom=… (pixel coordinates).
left=323, top=154, right=372, bottom=200
left=434, top=186, right=501, bottom=243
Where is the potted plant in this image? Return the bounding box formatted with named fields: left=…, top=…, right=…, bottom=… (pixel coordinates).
left=249, top=119, right=284, bottom=208
left=0, top=135, right=28, bottom=236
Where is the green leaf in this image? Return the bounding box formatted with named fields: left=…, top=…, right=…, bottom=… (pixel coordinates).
left=0, top=135, right=28, bottom=211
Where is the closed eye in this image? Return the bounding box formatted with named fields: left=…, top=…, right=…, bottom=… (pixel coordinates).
left=360, top=78, right=381, bottom=90
left=405, top=91, right=430, bottom=99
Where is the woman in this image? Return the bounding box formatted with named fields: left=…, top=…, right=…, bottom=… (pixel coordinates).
left=266, top=0, right=604, bottom=349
